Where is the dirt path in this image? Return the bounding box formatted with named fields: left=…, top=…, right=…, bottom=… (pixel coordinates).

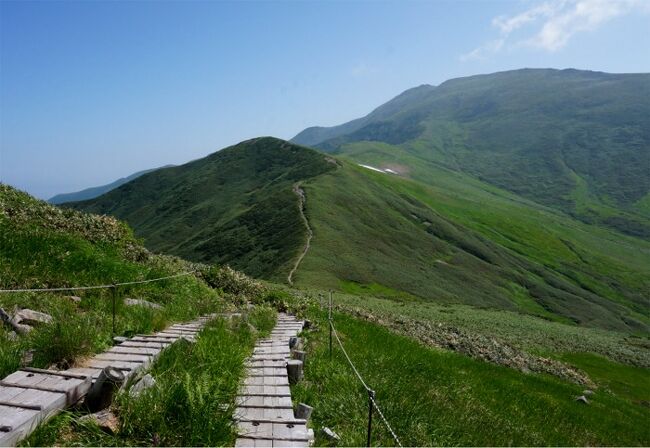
left=288, top=182, right=312, bottom=285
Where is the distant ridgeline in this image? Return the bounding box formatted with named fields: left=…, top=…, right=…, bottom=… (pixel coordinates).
left=71, top=129, right=649, bottom=335
left=293, top=68, right=650, bottom=238
left=48, top=166, right=174, bottom=204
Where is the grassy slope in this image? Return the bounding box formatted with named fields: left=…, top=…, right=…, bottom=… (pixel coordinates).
left=296, top=161, right=649, bottom=332
left=323, top=291, right=650, bottom=368
left=298, top=69, right=650, bottom=237
left=293, top=305, right=650, bottom=446
left=71, top=137, right=336, bottom=281
left=0, top=184, right=224, bottom=378
left=70, top=136, right=648, bottom=332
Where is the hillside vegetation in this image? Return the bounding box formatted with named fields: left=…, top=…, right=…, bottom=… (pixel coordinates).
left=0, top=183, right=280, bottom=446
left=293, top=68, right=650, bottom=237
left=72, top=138, right=649, bottom=333
left=297, top=160, right=650, bottom=333
left=70, top=137, right=336, bottom=281
left=48, top=166, right=173, bottom=205
left=291, top=299, right=650, bottom=446
left=0, top=183, right=224, bottom=378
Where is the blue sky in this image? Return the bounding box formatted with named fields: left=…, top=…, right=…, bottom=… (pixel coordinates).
left=1, top=0, right=649, bottom=199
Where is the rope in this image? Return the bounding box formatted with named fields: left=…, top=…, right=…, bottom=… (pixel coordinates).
left=0, top=271, right=195, bottom=293
left=330, top=320, right=371, bottom=391
left=369, top=393, right=403, bottom=447
left=329, top=320, right=403, bottom=447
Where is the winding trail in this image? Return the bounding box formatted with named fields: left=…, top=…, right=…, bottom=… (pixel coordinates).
left=287, top=182, right=312, bottom=285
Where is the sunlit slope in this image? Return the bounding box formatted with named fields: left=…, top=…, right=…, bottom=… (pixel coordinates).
left=73, top=137, right=649, bottom=332
left=294, top=69, right=650, bottom=237
left=296, top=160, right=649, bottom=332
left=71, top=137, right=336, bottom=281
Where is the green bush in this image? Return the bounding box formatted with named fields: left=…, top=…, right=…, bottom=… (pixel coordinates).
left=201, top=265, right=266, bottom=298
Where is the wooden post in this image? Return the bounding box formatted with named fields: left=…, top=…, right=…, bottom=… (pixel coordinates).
left=85, top=366, right=125, bottom=412
left=328, top=291, right=333, bottom=360
left=292, top=350, right=306, bottom=363
left=296, top=403, right=313, bottom=421
left=367, top=389, right=375, bottom=447
left=287, top=360, right=303, bottom=384
left=111, top=286, right=117, bottom=337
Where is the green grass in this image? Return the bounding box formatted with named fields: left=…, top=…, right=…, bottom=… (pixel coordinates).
left=23, top=309, right=277, bottom=446
left=64, top=136, right=649, bottom=334
left=296, top=161, right=649, bottom=333
left=293, top=305, right=650, bottom=446
left=557, top=353, right=650, bottom=405
left=70, top=137, right=336, bottom=281
left=0, top=184, right=248, bottom=379
left=296, top=68, right=650, bottom=237
left=322, top=291, right=650, bottom=368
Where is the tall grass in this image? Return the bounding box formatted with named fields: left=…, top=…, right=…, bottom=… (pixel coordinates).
left=292, top=305, right=650, bottom=446
left=24, top=309, right=277, bottom=446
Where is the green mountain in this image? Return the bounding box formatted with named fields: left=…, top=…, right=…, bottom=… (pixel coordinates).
left=71, top=137, right=649, bottom=333
left=293, top=69, right=650, bottom=238
left=70, top=138, right=336, bottom=280
left=48, top=165, right=174, bottom=204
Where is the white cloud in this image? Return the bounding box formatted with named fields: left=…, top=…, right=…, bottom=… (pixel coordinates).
left=461, top=0, right=649, bottom=60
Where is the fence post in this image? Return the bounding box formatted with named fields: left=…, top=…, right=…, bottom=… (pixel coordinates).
left=367, top=389, right=375, bottom=447
left=328, top=290, right=333, bottom=360
left=111, top=285, right=117, bottom=337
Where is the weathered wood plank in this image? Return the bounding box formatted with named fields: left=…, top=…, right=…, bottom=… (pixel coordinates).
left=107, top=346, right=161, bottom=356
left=119, top=341, right=170, bottom=349
left=94, top=352, right=152, bottom=363
left=236, top=395, right=293, bottom=408
left=86, top=359, right=143, bottom=371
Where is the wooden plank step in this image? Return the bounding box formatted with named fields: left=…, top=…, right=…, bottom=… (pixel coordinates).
left=239, top=385, right=291, bottom=396
left=160, top=327, right=199, bottom=333
left=2, top=371, right=90, bottom=399
left=0, top=405, right=41, bottom=447
left=18, top=368, right=89, bottom=380
left=65, top=367, right=104, bottom=379
left=119, top=341, right=170, bottom=349
left=130, top=336, right=179, bottom=343
left=0, top=371, right=91, bottom=447
left=94, top=353, right=152, bottom=363
left=236, top=395, right=293, bottom=408
left=0, top=315, right=212, bottom=447
left=237, top=421, right=311, bottom=441
left=107, top=346, right=161, bottom=356
left=86, top=359, right=143, bottom=371
left=235, top=407, right=295, bottom=421
left=244, top=377, right=289, bottom=386
left=237, top=393, right=292, bottom=398
left=246, top=360, right=287, bottom=368
left=235, top=438, right=310, bottom=447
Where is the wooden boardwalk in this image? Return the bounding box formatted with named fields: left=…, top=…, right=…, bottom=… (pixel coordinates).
left=235, top=313, right=313, bottom=447
left=0, top=314, right=214, bottom=446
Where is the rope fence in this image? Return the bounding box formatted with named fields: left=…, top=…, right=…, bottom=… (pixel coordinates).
left=0, top=270, right=196, bottom=336
left=0, top=271, right=196, bottom=293
left=327, top=291, right=403, bottom=447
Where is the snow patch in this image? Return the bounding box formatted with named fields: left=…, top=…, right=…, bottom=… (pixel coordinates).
left=358, top=164, right=397, bottom=175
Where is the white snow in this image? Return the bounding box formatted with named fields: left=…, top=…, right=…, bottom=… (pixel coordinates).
left=358, top=164, right=385, bottom=173
left=358, top=164, right=398, bottom=175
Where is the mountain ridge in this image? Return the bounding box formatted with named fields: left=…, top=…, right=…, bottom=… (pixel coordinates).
left=292, top=68, right=650, bottom=237
left=48, top=165, right=175, bottom=204
left=70, top=136, right=650, bottom=333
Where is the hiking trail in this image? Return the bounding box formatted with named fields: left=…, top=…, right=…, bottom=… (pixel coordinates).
left=288, top=183, right=312, bottom=285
